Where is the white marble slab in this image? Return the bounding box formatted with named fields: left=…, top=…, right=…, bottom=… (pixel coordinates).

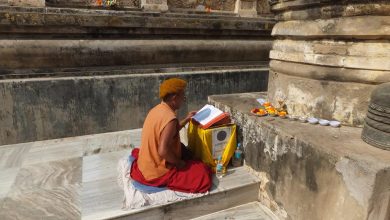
left=82, top=149, right=130, bottom=183
left=0, top=168, right=19, bottom=198
left=0, top=185, right=81, bottom=220
left=192, top=201, right=279, bottom=220
left=0, top=143, right=31, bottom=169
left=81, top=147, right=260, bottom=220
left=23, top=140, right=84, bottom=166
left=83, top=129, right=141, bottom=156
left=13, top=157, right=82, bottom=192
left=0, top=129, right=264, bottom=220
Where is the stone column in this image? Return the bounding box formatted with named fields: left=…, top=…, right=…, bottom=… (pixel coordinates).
left=8, top=0, right=45, bottom=7
left=141, top=0, right=168, bottom=11
left=234, top=0, right=257, bottom=17
left=268, top=0, right=390, bottom=127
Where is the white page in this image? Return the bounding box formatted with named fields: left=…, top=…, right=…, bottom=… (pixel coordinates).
left=192, top=104, right=223, bottom=126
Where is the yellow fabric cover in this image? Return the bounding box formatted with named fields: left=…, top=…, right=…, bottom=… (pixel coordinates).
left=159, top=78, right=187, bottom=99
left=188, top=121, right=236, bottom=172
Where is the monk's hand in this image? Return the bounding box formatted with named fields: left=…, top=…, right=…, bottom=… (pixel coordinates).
left=176, top=160, right=186, bottom=169
left=185, top=111, right=197, bottom=122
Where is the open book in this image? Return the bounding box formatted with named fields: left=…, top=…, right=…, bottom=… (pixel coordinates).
left=191, top=104, right=230, bottom=129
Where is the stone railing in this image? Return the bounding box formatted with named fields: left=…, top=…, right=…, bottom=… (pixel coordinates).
left=5, top=0, right=272, bottom=17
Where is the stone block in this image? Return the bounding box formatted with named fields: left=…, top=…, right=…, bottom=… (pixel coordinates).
left=141, top=0, right=168, bottom=11
left=8, top=0, right=45, bottom=7
left=209, top=92, right=390, bottom=220
left=235, top=0, right=257, bottom=17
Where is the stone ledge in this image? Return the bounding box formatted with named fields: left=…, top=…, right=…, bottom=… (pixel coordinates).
left=275, top=3, right=390, bottom=21
left=209, top=92, right=390, bottom=220
left=0, top=61, right=269, bottom=79
left=270, top=39, right=390, bottom=71
left=0, top=39, right=272, bottom=69
left=0, top=6, right=275, bottom=37
left=272, top=16, right=390, bottom=40
left=269, top=60, right=390, bottom=85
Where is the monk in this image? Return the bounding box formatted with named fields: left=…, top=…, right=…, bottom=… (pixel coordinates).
left=130, top=78, right=212, bottom=193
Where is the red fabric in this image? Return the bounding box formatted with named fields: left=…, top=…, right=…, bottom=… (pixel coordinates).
left=130, top=148, right=212, bottom=193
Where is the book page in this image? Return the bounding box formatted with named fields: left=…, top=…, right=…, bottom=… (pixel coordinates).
left=192, top=104, right=223, bottom=126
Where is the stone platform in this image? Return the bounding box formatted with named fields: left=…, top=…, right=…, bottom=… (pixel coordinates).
left=0, top=128, right=271, bottom=220
left=209, top=92, right=390, bottom=220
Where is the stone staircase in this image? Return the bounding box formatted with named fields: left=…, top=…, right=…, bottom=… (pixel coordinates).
left=0, top=128, right=279, bottom=220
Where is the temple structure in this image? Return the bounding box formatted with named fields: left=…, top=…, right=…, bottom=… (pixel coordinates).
left=0, top=0, right=274, bottom=145
left=0, top=1, right=389, bottom=220
left=267, top=0, right=390, bottom=127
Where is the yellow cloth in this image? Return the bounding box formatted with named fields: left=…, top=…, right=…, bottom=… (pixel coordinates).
left=188, top=121, right=237, bottom=172
left=159, top=78, right=187, bottom=99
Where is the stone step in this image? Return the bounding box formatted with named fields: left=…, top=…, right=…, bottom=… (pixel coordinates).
left=0, top=129, right=261, bottom=220
left=83, top=154, right=260, bottom=220
left=191, top=201, right=279, bottom=220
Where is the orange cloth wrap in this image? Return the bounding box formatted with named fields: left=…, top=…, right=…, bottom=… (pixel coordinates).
left=159, top=78, right=187, bottom=99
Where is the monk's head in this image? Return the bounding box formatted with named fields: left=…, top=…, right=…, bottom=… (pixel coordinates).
left=159, top=78, right=187, bottom=110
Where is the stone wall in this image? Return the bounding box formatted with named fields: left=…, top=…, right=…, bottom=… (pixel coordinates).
left=0, top=70, right=268, bottom=145
left=267, top=0, right=390, bottom=127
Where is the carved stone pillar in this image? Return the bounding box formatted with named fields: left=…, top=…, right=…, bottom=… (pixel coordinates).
left=141, top=0, right=168, bottom=11
left=8, top=0, right=45, bottom=7
left=234, top=0, right=257, bottom=17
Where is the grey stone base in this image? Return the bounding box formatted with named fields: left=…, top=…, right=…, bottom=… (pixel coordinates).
left=209, top=92, right=390, bottom=220
left=267, top=71, right=375, bottom=127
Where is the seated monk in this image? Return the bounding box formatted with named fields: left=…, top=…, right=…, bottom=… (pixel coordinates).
left=130, top=78, right=212, bottom=193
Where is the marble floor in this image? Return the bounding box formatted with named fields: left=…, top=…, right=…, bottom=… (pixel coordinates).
left=0, top=129, right=262, bottom=220
left=193, top=202, right=279, bottom=220
left=0, top=129, right=141, bottom=220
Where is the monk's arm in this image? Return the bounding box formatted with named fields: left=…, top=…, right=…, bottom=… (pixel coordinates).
left=158, top=120, right=185, bottom=168
left=179, top=111, right=197, bottom=129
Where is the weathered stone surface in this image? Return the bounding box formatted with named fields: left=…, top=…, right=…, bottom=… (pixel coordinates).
left=269, top=0, right=390, bottom=127
left=46, top=0, right=139, bottom=8
left=167, top=0, right=236, bottom=11
left=0, top=67, right=269, bottom=145
left=141, top=0, right=168, bottom=11
left=269, top=60, right=390, bottom=85
left=257, top=0, right=271, bottom=15
left=276, top=3, right=390, bottom=21
left=267, top=71, right=374, bottom=127
left=234, top=0, right=257, bottom=18
left=0, top=7, right=274, bottom=37
left=272, top=16, right=390, bottom=39
left=362, top=82, right=390, bottom=150
left=8, top=0, right=45, bottom=7
left=209, top=92, right=390, bottom=220
left=271, top=40, right=390, bottom=71
left=0, top=39, right=272, bottom=70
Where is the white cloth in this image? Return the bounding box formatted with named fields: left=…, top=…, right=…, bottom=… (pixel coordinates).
left=117, top=156, right=208, bottom=210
